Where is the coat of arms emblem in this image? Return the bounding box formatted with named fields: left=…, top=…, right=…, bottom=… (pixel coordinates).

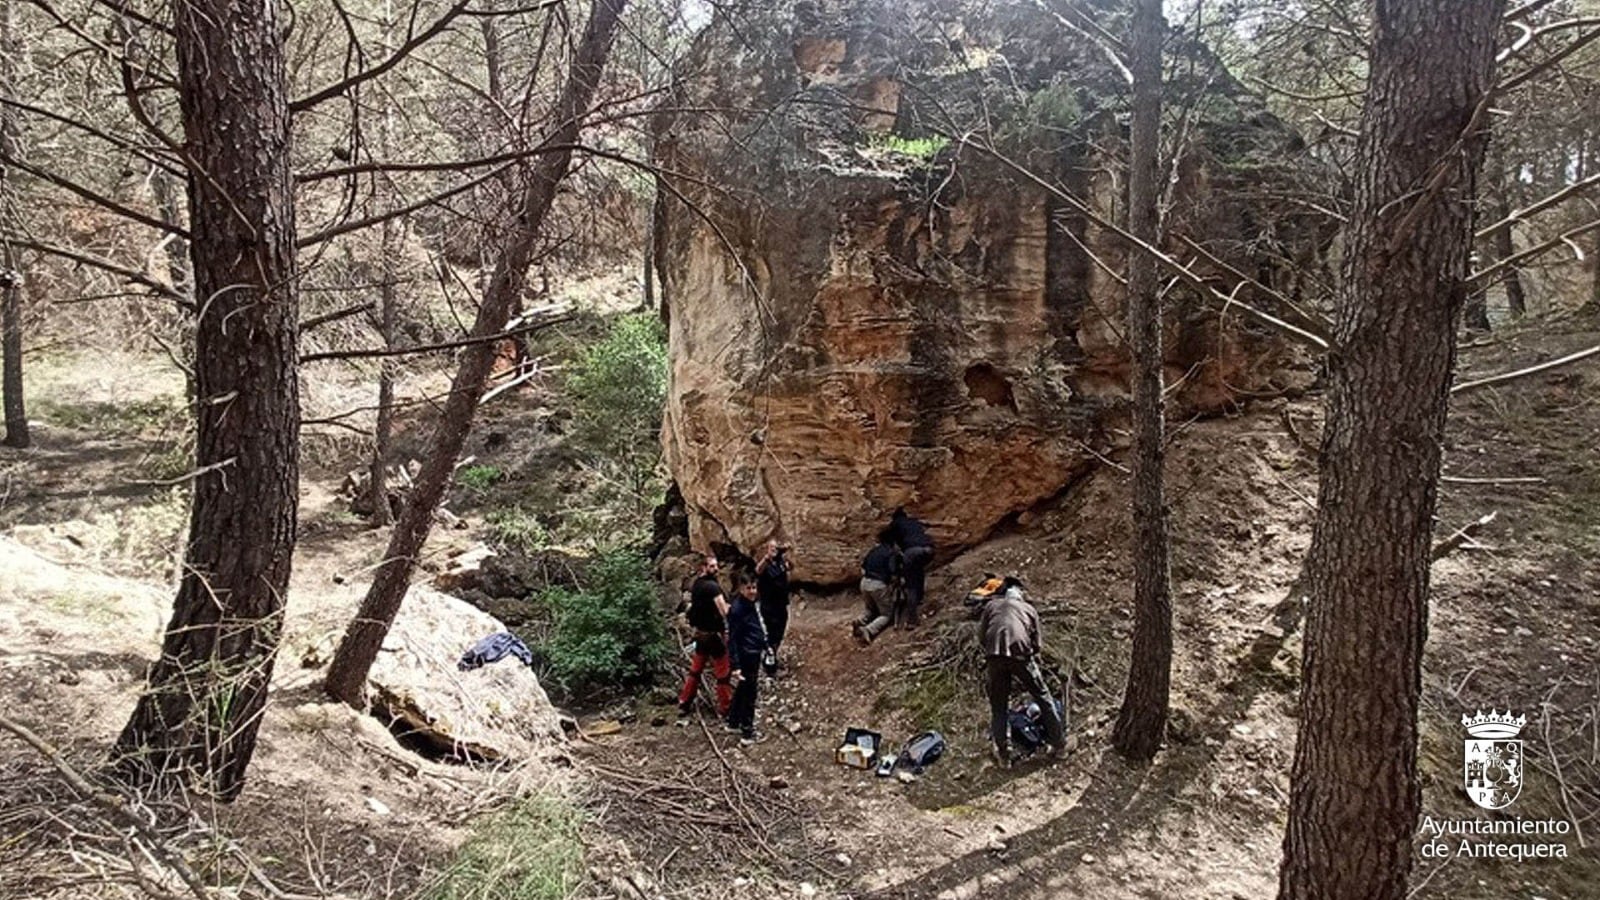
left=1462, top=709, right=1525, bottom=811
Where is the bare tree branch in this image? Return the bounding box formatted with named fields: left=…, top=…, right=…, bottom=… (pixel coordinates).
left=3, top=235, right=189, bottom=306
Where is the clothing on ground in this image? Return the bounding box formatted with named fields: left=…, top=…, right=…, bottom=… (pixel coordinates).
left=986, top=655, right=1063, bottom=753
left=457, top=631, right=535, bottom=671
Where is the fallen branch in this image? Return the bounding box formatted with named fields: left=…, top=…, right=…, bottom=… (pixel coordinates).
left=1440, top=475, right=1547, bottom=485
left=0, top=713, right=213, bottom=900
left=1451, top=343, right=1600, bottom=394
left=1430, top=511, right=1497, bottom=561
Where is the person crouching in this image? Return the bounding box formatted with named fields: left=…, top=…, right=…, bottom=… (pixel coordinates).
left=980, top=577, right=1064, bottom=766
left=725, top=570, right=768, bottom=745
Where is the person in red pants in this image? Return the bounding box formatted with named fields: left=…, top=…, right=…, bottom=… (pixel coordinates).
left=677, top=553, right=732, bottom=719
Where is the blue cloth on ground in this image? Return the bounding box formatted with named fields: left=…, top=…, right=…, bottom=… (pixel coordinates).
left=458, top=631, right=535, bottom=671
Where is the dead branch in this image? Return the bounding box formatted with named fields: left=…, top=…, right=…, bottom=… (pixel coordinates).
left=0, top=713, right=213, bottom=900
left=5, top=235, right=190, bottom=305
left=1475, top=172, right=1600, bottom=240
left=1451, top=343, right=1600, bottom=394
left=301, top=301, right=375, bottom=331
left=1440, top=475, right=1547, bottom=485
left=0, top=152, right=187, bottom=238
left=1468, top=218, right=1600, bottom=284
left=1430, top=511, right=1496, bottom=561
left=300, top=306, right=569, bottom=362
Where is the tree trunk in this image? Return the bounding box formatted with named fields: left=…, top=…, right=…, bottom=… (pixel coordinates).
left=1111, top=0, right=1171, bottom=763
left=1486, top=142, right=1525, bottom=319
left=1, top=0, right=29, bottom=450
left=324, top=0, right=629, bottom=706
left=111, top=0, right=299, bottom=801
left=1277, top=2, right=1505, bottom=899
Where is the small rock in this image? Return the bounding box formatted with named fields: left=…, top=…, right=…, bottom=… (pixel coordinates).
left=800, top=883, right=818, bottom=897
left=895, top=770, right=917, bottom=783
left=1513, top=626, right=1533, bottom=638
left=1492, top=627, right=1509, bottom=636
left=332, top=573, right=346, bottom=585
left=770, top=776, right=790, bottom=789
left=364, top=797, right=391, bottom=816
left=1081, top=853, right=1096, bottom=864
left=733, top=877, right=750, bottom=888
left=987, top=837, right=1008, bottom=853
left=57, top=670, right=81, bottom=686
left=835, top=853, right=852, bottom=867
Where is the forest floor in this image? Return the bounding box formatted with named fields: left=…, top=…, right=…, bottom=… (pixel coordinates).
left=1, top=316, right=1597, bottom=899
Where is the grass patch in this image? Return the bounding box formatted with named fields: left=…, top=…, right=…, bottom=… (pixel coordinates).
left=877, top=668, right=961, bottom=733
left=867, top=133, right=949, bottom=160
left=457, top=464, right=503, bottom=496
left=35, top=396, right=186, bottom=438
left=426, top=794, right=584, bottom=900
left=487, top=505, right=553, bottom=554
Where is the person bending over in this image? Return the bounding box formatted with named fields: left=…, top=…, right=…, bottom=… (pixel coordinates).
left=979, top=577, right=1064, bottom=767
left=888, top=508, right=934, bottom=627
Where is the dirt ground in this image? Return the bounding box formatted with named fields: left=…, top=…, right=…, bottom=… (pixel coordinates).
left=2, top=322, right=1598, bottom=899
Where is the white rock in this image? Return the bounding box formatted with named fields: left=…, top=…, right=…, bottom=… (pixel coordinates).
left=364, top=797, right=391, bottom=816
left=799, top=883, right=817, bottom=897
left=1081, top=853, right=1096, bottom=864
left=835, top=853, right=852, bottom=867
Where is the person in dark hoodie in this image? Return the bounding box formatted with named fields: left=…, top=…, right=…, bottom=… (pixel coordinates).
left=725, top=570, right=768, bottom=745
left=888, top=508, right=934, bottom=627
left=853, top=531, right=900, bottom=644
left=755, top=539, right=792, bottom=676
left=979, top=576, right=1064, bottom=767
left=676, top=553, right=731, bottom=720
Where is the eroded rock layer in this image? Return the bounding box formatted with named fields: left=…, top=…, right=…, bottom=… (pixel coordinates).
left=656, top=0, right=1325, bottom=582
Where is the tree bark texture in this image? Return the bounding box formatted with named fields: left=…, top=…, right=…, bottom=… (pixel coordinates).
left=111, top=0, right=300, bottom=801
left=1277, top=2, right=1505, bottom=899
left=1, top=0, right=30, bottom=449
left=324, top=0, right=629, bottom=706
left=1111, top=0, right=1172, bottom=763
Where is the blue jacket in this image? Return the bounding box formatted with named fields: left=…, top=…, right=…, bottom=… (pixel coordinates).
left=727, top=596, right=767, bottom=659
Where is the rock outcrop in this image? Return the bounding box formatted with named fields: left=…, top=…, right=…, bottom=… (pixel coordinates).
left=656, top=0, right=1328, bottom=583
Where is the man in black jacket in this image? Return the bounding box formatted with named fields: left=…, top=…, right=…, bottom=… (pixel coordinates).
left=725, top=570, right=768, bottom=745
left=676, top=553, right=731, bottom=719
left=979, top=577, right=1064, bottom=766
left=755, top=539, right=791, bottom=676
left=888, top=508, right=934, bottom=627
left=853, top=532, right=899, bottom=643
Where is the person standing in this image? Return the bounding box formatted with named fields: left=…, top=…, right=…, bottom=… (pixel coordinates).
left=979, top=577, right=1064, bottom=767
left=725, top=570, right=768, bottom=745
left=755, top=539, right=792, bottom=676
left=676, top=553, right=732, bottom=720
left=888, top=508, right=934, bottom=627
left=853, top=532, right=899, bottom=644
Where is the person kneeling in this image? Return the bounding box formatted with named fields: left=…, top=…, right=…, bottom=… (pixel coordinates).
left=854, top=534, right=899, bottom=644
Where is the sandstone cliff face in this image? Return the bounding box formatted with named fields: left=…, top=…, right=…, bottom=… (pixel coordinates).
left=656, top=0, right=1324, bottom=583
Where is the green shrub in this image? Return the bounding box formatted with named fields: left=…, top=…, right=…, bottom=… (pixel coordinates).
left=565, top=315, right=667, bottom=507
left=537, top=548, right=668, bottom=696
left=457, top=464, right=503, bottom=495
left=868, top=133, right=950, bottom=160
left=426, top=794, right=584, bottom=900
left=487, top=505, right=552, bottom=554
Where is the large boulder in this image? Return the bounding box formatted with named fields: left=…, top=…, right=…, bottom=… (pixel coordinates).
left=655, top=0, right=1327, bottom=583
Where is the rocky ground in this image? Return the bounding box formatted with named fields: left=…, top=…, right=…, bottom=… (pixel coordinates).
left=1, top=322, right=1597, bottom=899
